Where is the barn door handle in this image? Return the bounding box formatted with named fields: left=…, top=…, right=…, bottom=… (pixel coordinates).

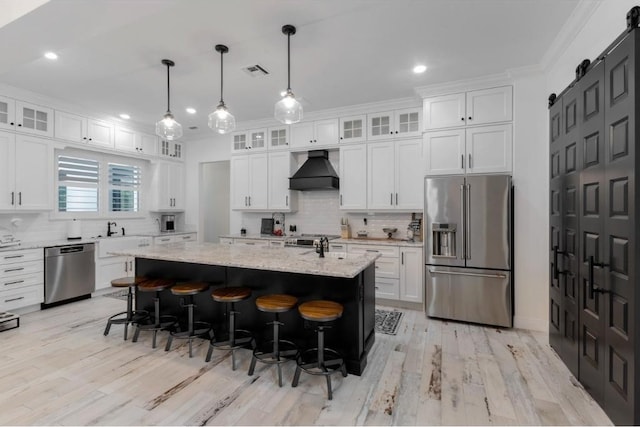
left=553, top=246, right=567, bottom=280
left=588, top=256, right=610, bottom=299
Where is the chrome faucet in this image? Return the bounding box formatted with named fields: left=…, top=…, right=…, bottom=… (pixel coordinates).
left=107, top=221, right=117, bottom=237
left=316, top=236, right=329, bottom=258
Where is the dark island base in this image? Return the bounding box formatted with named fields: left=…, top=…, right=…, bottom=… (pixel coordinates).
left=135, top=258, right=376, bottom=375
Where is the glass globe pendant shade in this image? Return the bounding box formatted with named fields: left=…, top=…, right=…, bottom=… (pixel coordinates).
left=274, top=89, right=303, bottom=124
left=155, top=111, right=183, bottom=140
left=208, top=102, right=236, bottom=134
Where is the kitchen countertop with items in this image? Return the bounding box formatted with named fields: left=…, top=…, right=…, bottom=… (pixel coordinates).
left=221, top=233, right=423, bottom=247
left=111, top=242, right=380, bottom=278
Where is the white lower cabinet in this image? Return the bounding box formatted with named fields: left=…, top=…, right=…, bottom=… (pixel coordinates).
left=153, top=233, right=196, bottom=245
left=0, top=248, right=44, bottom=310
left=95, top=236, right=152, bottom=290
left=346, top=243, right=422, bottom=303
left=399, top=247, right=423, bottom=303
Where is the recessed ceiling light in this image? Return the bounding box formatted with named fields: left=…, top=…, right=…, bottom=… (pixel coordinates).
left=413, top=64, right=427, bottom=74
left=44, top=52, right=58, bottom=60
left=119, top=113, right=130, bottom=120
left=186, top=107, right=197, bottom=114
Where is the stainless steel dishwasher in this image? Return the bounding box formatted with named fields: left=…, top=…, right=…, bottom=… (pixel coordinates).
left=44, top=243, right=95, bottom=306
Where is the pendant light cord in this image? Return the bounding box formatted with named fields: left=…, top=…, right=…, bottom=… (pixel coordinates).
left=220, top=49, right=224, bottom=104
left=166, top=62, right=171, bottom=113
left=287, top=32, right=291, bottom=91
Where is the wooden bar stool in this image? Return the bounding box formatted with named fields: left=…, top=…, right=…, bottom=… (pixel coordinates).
left=292, top=300, right=347, bottom=400
left=103, top=276, right=150, bottom=340
left=248, top=294, right=299, bottom=386
left=205, top=287, right=254, bottom=370
left=165, top=281, right=213, bottom=357
left=132, top=278, right=177, bottom=348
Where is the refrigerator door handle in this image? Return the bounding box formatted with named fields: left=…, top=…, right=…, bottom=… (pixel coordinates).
left=466, top=183, right=471, bottom=260
left=428, top=268, right=507, bottom=279
left=460, top=184, right=466, bottom=260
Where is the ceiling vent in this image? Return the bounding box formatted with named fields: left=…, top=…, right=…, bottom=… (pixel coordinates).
left=242, top=64, right=269, bottom=77
left=188, top=126, right=198, bottom=130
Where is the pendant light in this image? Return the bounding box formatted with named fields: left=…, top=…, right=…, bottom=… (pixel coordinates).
left=274, top=24, right=303, bottom=124
left=155, top=59, right=183, bottom=140
left=208, top=44, right=236, bottom=134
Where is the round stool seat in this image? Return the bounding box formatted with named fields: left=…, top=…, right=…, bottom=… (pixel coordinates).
left=212, top=287, right=251, bottom=303
left=298, top=300, right=343, bottom=322
left=171, top=282, right=209, bottom=296
left=110, top=276, right=148, bottom=288
left=138, top=278, right=174, bottom=292
left=256, top=294, right=297, bottom=313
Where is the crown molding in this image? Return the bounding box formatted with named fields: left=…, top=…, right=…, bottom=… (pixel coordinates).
left=540, top=0, right=601, bottom=72
left=414, top=72, right=513, bottom=98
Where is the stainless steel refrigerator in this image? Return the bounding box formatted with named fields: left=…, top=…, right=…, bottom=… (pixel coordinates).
left=424, top=174, right=513, bottom=327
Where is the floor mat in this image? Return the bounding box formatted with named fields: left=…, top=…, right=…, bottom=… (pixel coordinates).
left=375, top=309, right=404, bottom=335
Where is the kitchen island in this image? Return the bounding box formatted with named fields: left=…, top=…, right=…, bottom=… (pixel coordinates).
left=110, top=242, right=378, bottom=375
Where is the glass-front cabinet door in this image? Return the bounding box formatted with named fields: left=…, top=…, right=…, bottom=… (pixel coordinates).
left=268, top=126, right=289, bottom=150
left=339, top=115, right=366, bottom=143
left=395, top=108, right=422, bottom=138
left=0, top=96, right=15, bottom=131
left=231, top=131, right=248, bottom=152
left=367, top=111, right=394, bottom=141
left=249, top=129, right=267, bottom=151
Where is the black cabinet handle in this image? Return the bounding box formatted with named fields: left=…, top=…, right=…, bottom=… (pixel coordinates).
left=588, top=256, right=611, bottom=299
left=461, top=117, right=465, bottom=121
left=9, top=122, right=14, bottom=125
left=11, top=191, right=14, bottom=205
left=468, top=117, right=472, bottom=120
left=17, top=123, right=22, bottom=127
left=553, top=246, right=568, bottom=280
left=18, top=192, right=21, bottom=205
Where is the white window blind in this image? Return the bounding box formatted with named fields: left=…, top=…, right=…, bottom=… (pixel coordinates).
left=108, top=163, right=140, bottom=212
left=58, top=155, right=99, bottom=212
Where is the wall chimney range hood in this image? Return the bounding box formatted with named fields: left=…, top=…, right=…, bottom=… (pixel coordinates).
left=289, top=150, right=339, bottom=191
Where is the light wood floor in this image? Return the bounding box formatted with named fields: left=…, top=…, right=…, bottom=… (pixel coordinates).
left=0, top=295, right=612, bottom=426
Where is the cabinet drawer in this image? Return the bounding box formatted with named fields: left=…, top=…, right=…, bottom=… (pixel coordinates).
left=1, top=260, right=43, bottom=278
left=269, top=240, right=285, bottom=247
left=234, top=239, right=269, bottom=247
left=177, top=233, right=196, bottom=242
left=0, top=284, right=43, bottom=311
left=374, top=257, right=399, bottom=278
left=375, top=277, right=399, bottom=300
left=348, top=244, right=399, bottom=258
left=1, top=272, right=42, bottom=290
left=0, top=249, right=43, bottom=266
left=329, top=243, right=347, bottom=252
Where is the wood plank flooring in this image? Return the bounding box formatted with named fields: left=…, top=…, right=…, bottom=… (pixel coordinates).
left=0, top=296, right=612, bottom=425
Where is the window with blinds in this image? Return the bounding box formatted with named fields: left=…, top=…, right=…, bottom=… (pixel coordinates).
left=58, top=155, right=99, bottom=212
left=108, top=163, right=140, bottom=212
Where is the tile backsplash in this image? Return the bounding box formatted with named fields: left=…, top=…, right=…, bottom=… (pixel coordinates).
left=237, top=191, right=420, bottom=239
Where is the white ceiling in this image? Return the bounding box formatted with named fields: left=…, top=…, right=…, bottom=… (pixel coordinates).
left=0, top=0, right=580, bottom=139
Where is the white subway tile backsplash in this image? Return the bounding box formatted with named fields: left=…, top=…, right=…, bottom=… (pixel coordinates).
left=237, top=191, right=420, bottom=238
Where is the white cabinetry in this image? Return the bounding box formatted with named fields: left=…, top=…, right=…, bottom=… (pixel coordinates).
left=367, top=107, right=422, bottom=141
left=153, top=232, right=197, bottom=245
left=0, top=248, right=44, bottom=310
left=15, top=101, right=54, bottom=137
left=151, top=161, right=185, bottom=211
left=0, top=132, right=52, bottom=211
left=290, top=119, right=339, bottom=149
left=339, top=115, right=366, bottom=143
left=230, top=154, right=268, bottom=210
left=54, top=111, right=114, bottom=147
left=423, top=124, right=512, bottom=175
left=231, top=129, right=269, bottom=153
left=233, top=238, right=270, bottom=247
left=160, top=139, right=183, bottom=159
left=338, top=143, right=367, bottom=210
left=114, top=127, right=158, bottom=155
left=95, top=236, right=152, bottom=290
left=268, top=151, right=298, bottom=211
left=349, top=244, right=400, bottom=300
left=0, top=97, right=53, bottom=137
left=399, top=247, right=423, bottom=303
left=367, top=139, right=423, bottom=210
left=268, top=126, right=290, bottom=150
left=423, top=86, right=512, bottom=130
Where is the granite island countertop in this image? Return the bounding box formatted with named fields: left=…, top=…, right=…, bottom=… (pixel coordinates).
left=110, top=242, right=379, bottom=279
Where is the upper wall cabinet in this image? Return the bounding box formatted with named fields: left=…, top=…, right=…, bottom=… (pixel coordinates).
left=268, top=126, right=290, bottom=150
left=231, top=129, right=270, bottom=153
left=339, top=115, right=366, bottom=144
left=423, top=85, right=513, bottom=130
left=290, top=119, right=339, bottom=150
left=159, top=139, right=183, bottom=159
left=0, top=97, right=54, bottom=137
left=55, top=111, right=114, bottom=148
left=268, top=151, right=298, bottom=212
left=114, top=126, right=158, bottom=156
left=367, top=107, right=422, bottom=141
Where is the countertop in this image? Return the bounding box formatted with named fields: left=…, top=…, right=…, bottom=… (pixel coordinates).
left=110, top=242, right=380, bottom=278
left=134, top=230, right=197, bottom=238
left=221, top=234, right=424, bottom=247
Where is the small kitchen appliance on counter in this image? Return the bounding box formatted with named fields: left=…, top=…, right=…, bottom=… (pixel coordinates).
left=261, top=218, right=274, bottom=235
left=284, top=234, right=340, bottom=247
left=161, top=215, right=175, bottom=232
